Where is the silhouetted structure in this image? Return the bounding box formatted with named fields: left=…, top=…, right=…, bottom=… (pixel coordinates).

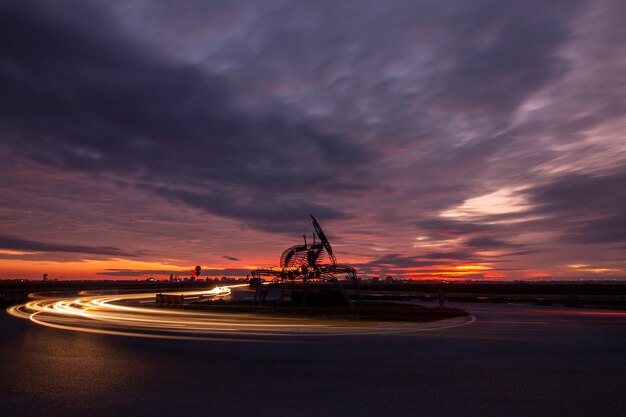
left=251, top=215, right=361, bottom=308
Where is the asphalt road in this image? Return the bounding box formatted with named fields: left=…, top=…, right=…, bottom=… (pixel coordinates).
left=1, top=302, right=625, bottom=417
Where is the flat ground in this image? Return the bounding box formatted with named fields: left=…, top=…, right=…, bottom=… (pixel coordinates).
left=1, top=302, right=625, bottom=417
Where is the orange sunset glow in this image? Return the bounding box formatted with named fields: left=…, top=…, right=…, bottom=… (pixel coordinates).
left=3, top=3, right=626, bottom=417
left=0, top=0, right=625, bottom=283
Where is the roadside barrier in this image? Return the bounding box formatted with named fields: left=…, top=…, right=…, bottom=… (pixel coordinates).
left=155, top=293, right=184, bottom=308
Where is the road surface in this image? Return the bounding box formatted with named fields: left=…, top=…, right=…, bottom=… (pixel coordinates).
left=1, top=298, right=625, bottom=417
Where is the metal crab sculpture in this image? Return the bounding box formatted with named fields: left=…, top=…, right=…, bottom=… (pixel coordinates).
left=251, top=215, right=361, bottom=308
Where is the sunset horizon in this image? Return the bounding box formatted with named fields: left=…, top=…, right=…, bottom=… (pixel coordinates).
left=2, top=0, right=625, bottom=282
left=3, top=2, right=626, bottom=417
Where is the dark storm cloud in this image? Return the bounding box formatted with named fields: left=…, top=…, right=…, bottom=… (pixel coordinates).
left=0, top=0, right=369, bottom=233
left=0, top=234, right=138, bottom=257
left=359, top=254, right=452, bottom=269
left=496, top=250, right=543, bottom=257
left=416, top=219, right=496, bottom=238
left=427, top=1, right=580, bottom=115
left=417, top=169, right=626, bottom=256
left=148, top=185, right=346, bottom=233
left=419, top=251, right=474, bottom=260
left=564, top=212, right=626, bottom=244
left=197, top=0, right=584, bottom=126
left=529, top=171, right=626, bottom=213
left=465, top=236, right=522, bottom=249
left=526, top=171, right=626, bottom=244
left=1, top=0, right=623, bottom=279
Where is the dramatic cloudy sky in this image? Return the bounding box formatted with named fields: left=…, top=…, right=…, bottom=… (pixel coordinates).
left=1, top=0, right=625, bottom=280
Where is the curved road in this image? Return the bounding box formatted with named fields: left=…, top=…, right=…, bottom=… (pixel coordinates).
left=1, top=295, right=625, bottom=417
left=7, top=286, right=473, bottom=338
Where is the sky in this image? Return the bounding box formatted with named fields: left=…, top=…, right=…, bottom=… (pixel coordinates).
left=1, top=0, right=625, bottom=281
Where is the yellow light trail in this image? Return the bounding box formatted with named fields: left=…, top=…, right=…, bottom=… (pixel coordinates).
left=7, top=285, right=473, bottom=340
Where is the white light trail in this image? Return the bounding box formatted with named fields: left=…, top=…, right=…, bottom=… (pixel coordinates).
left=7, top=284, right=473, bottom=340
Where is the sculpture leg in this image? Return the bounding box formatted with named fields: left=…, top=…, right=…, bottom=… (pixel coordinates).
left=301, top=276, right=308, bottom=308
left=351, top=272, right=361, bottom=306
left=254, top=278, right=261, bottom=307
left=332, top=277, right=354, bottom=310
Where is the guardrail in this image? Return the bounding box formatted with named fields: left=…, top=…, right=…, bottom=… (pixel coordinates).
left=155, top=293, right=185, bottom=308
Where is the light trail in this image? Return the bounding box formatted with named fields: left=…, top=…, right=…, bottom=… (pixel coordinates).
left=7, top=285, right=474, bottom=340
